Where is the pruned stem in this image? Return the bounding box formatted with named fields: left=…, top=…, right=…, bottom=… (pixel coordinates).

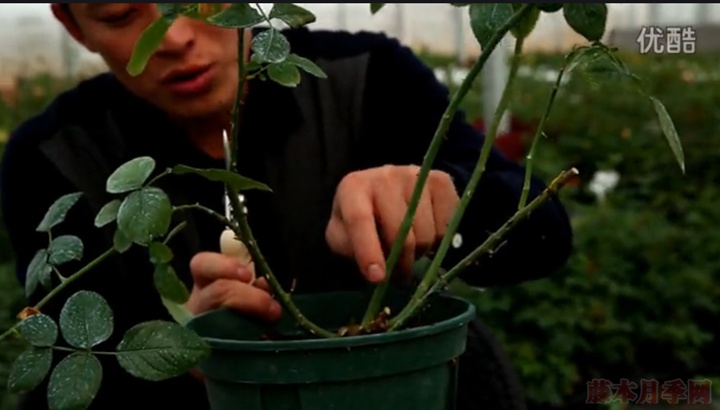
left=389, top=168, right=579, bottom=330
left=361, top=4, right=535, bottom=326
left=518, top=51, right=574, bottom=209
left=226, top=188, right=337, bottom=338
left=221, top=22, right=335, bottom=338
left=386, top=33, right=526, bottom=331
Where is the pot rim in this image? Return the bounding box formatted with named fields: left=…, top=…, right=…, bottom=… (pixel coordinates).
left=187, top=293, right=476, bottom=352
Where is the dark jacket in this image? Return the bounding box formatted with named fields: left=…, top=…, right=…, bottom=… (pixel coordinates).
left=1, top=27, right=572, bottom=409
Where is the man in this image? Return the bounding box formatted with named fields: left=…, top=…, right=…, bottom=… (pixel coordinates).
left=1, top=3, right=573, bottom=409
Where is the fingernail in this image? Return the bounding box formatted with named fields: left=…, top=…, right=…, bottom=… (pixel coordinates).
left=269, top=301, right=282, bottom=319
left=368, top=264, right=385, bottom=283
left=237, top=267, right=252, bottom=282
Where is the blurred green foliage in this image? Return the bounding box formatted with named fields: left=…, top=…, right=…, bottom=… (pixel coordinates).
left=1, top=50, right=719, bottom=409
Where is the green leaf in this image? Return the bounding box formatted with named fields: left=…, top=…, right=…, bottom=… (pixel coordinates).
left=59, top=291, right=114, bottom=349
left=106, top=156, right=157, bottom=194
left=267, top=62, right=302, bottom=87
left=19, top=314, right=58, bottom=347
left=149, top=242, right=173, bottom=265
left=649, top=96, right=685, bottom=174
left=511, top=4, right=540, bottom=39
left=116, top=320, right=210, bottom=381
left=268, top=4, right=316, bottom=28
left=36, top=192, right=83, bottom=232
left=7, top=347, right=53, bottom=394
left=157, top=3, right=197, bottom=19
left=25, top=249, right=53, bottom=298
left=48, top=235, right=84, bottom=266
left=153, top=264, right=190, bottom=304
left=113, top=229, right=133, bottom=253
left=562, top=3, right=607, bottom=42
left=47, top=353, right=103, bottom=410
left=127, top=17, right=173, bottom=76
left=251, top=28, right=291, bottom=64
left=538, top=3, right=563, bottom=13
left=116, top=187, right=173, bottom=245
left=95, top=199, right=121, bottom=228
left=207, top=3, right=263, bottom=28
left=161, top=298, right=194, bottom=326
left=286, top=54, right=327, bottom=78
left=468, top=3, right=515, bottom=49
left=172, top=165, right=272, bottom=192
left=370, top=3, right=386, bottom=14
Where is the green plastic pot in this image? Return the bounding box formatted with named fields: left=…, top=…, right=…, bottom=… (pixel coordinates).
left=186, top=289, right=476, bottom=410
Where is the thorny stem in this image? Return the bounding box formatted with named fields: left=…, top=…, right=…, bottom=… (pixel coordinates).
left=361, top=4, right=535, bottom=326
left=225, top=24, right=336, bottom=338
left=227, top=188, right=337, bottom=338
left=0, top=247, right=117, bottom=343
left=518, top=51, right=574, bottom=209
left=230, top=28, right=248, bottom=173
left=389, top=168, right=579, bottom=330
left=173, top=204, right=231, bottom=227
left=388, top=34, right=526, bottom=331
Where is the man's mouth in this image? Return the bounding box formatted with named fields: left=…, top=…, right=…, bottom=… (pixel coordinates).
left=161, top=64, right=214, bottom=95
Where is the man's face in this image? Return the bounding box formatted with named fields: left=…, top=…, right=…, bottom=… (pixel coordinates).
left=57, top=4, right=238, bottom=121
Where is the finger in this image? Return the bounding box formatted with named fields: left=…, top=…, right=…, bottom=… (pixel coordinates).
left=189, top=279, right=282, bottom=321
left=189, top=252, right=254, bottom=288
left=338, top=187, right=387, bottom=283
left=429, top=171, right=460, bottom=240
left=373, top=185, right=416, bottom=279
left=253, top=277, right=272, bottom=293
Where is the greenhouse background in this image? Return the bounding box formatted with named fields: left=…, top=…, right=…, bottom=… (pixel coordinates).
left=1, top=4, right=720, bottom=410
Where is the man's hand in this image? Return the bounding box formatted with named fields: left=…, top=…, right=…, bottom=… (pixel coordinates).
left=186, top=252, right=282, bottom=320
left=325, top=165, right=459, bottom=283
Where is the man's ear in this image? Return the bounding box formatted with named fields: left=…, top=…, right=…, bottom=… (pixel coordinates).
left=51, top=4, right=89, bottom=49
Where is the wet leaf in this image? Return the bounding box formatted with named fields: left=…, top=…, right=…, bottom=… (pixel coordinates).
left=267, top=62, right=301, bottom=87
left=116, top=320, right=210, bottom=381
left=251, top=28, right=291, bottom=64
left=19, top=314, right=58, bottom=347
left=153, top=264, right=190, bottom=304
left=511, top=4, right=540, bottom=39
left=172, top=165, right=272, bottom=192
left=268, top=4, right=316, bottom=28
left=36, top=192, right=83, bottom=233
left=113, top=229, right=132, bottom=253
left=106, top=156, right=157, bottom=194
left=207, top=3, right=263, bottom=28
left=286, top=54, right=327, bottom=78
left=469, top=3, right=514, bottom=49
left=127, top=17, right=172, bottom=76
left=48, top=235, right=83, bottom=266
left=94, top=199, right=121, bottom=228
left=7, top=347, right=53, bottom=394
left=563, top=3, right=607, bottom=42
left=116, top=187, right=173, bottom=245
left=149, top=242, right=173, bottom=265
left=59, top=291, right=114, bottom=349
left=650, top=96, right=685, bottom=174
left=370, top=3, right=386, bottom=14
left=25, top=249, right=53, bottom=298
left=47, top=353, right=102, bottom=410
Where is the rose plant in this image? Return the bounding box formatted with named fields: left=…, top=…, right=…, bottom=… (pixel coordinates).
left=0, top=3, right=684, bottom=410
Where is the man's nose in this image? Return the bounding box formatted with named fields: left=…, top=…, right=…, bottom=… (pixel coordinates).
left=156, top=16, right=195, bottom=55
